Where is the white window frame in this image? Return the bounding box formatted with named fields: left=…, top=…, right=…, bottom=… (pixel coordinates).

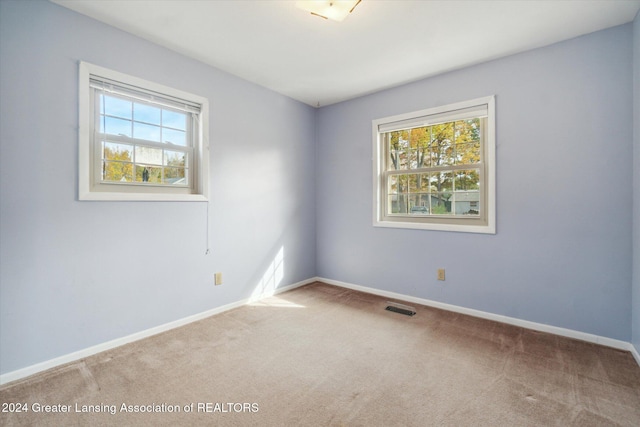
left=372, top=96, right=496, bottom=234
left=78, top=61, right=209, bottom=201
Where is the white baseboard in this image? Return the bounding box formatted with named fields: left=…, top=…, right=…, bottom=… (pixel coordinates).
left=2, top=275, right=636, bottom=385
left=318, top=277, right=635, bottom=353
left=631, top=343, right=640, bottom=367
left=0, top=277, right=314, bottom=386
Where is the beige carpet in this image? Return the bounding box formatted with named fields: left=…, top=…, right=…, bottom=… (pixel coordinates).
left=1, top=282, right=640, bottom=426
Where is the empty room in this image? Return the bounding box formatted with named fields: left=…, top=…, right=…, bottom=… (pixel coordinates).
left=1, top=0, right=640, bottom=425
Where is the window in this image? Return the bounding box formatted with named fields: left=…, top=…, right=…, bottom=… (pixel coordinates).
left=79, top=62, right=209, bottom=201
left=373, top=96, right=495, bottom=234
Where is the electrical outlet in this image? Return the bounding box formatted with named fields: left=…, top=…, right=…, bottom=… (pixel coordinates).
left=214, top=272, right=223, bottom=286
left=437, top=269, right=445, bottom=281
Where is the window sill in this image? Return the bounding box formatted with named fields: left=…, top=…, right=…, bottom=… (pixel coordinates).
left=79, top=190, right=208, bottom=202
left=373, top=219, right=495, bottom=234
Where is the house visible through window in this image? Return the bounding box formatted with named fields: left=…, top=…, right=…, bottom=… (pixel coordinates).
left=373, top=96, right=495, bottom=234
left=79, top=62, right=209, bottom=201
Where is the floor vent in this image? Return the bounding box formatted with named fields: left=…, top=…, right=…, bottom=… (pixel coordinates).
left=385, top=302, right=416, bottom=317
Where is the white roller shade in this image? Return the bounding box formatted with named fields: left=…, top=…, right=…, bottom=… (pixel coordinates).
left=378, top=103, right=488, bottom=133
left=90, top=76, right=201, bottom=114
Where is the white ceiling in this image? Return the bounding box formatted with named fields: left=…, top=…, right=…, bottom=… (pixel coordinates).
left=51, top=0, right=640, bottom=107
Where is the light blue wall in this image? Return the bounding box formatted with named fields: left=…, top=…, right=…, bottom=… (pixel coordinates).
left=316, top=25, right=634, bottom=341
left=1, top=0, right=637, bottom=377
left=0, top=0, right=316, bottom=374
left=633, top=11, right=640, bottom=355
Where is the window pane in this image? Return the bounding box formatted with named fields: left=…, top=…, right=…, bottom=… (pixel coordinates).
left=454, top=120, right=480, bottom=144
left=408, top=148, right=418, bottom=169
left=455, top=142, right=480, bottom=164
left=386, top=194, right=397, bottom=214
left=387, top=147, right=406, bottom=171
left=417, top=147, right=429, bottom=168
left=162, top=109, right=187, bottom=130
left=408, top=174, right=419, bottom=193
left=133, top=122, right=161, bottom=142
left=135, top=166, right=162, bottom=183
left=409, top=127, right=430, bottom=149
left=102, top=95, right=131, bottom=119
left=162, top=128, right=186, bottom=146
left=102, top=161, right=133, bottom=182
left=388, top=146, right=407, bottom=169
left=164, top=150, right=186, bottom=167
left=455, top=170, right=480, bottom=191
left=408, top=174, right=431, bottom=194
left=387, top=131, right=408, bottom=170
left=419, top=173, right=431, bottom=192
left=431, top=195, right=452, bottom=214
left=432, top=122, right=453, bottom=145
left=103, top=142, right=133, bottom=161
left=387, top=146, right=396, bottom=170
left=103, top=116, right=132, bottom=137
left=409, top=193, right=429, bottom=215
left=466, top=118, right=481, bottom=141
left=163, top=167, right=187, bottom=185
left=387, top=174, right=407, bottom=214
left=409, top=205, right=429, bottom=215
left=409, top=127, right=429, bottom=169
left=427, top=145, right=440, bottom=167
left=390, top=194, right=408, bottom=214
left=435, top=171, right=453, bottom=192
left=406, top=147, right=428, bottom=169
left=387, top=174, right=401, bottom=194
left=430, top=174, right=443, bottom=194
left=440, top=145, right=455, bottom=166
left=135, top=146, right=163, bottom=165
left=134, top=103, right=161, bottom=125
left=454, top=192, right=480, bottom=215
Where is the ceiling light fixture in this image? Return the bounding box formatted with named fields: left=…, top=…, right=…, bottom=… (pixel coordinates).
left=296, top=0, right=361, bottom=22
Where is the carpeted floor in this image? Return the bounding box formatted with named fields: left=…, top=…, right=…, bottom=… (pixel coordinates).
left=1, top=282, right=640, bottom=426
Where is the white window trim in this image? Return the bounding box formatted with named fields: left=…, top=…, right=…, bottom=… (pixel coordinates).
left=78, top=61, right=209, bottom=201
left=372, top=96, right=496, bottom=234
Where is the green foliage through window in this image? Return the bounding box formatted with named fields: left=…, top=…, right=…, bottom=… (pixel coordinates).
left=385, top=119, right=482, bottom=217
